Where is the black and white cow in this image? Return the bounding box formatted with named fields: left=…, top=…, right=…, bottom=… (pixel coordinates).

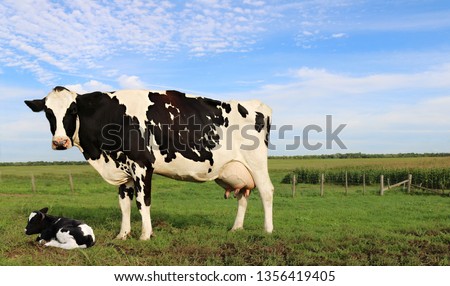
left=25, top=207, right=95, bottom=249
left=25, top=87, right=274, bottom=240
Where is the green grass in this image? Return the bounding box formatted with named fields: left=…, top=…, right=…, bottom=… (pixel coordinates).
left=0, top=158, right=449, bottom=265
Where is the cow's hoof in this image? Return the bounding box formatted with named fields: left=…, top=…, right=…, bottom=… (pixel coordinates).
left=115, top=232, right=130, bottom=240
left=230, top=227, right=244, bottom=232
left=139, top=233, right=153, bottom=241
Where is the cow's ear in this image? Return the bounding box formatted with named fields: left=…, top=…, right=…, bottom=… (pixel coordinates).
left=25, top=99, right=45, bottom=112
left=39, top=207, right=48, bottom=214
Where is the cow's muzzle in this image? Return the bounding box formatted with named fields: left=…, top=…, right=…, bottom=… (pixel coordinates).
left=52, top=137, right=71, bottom=150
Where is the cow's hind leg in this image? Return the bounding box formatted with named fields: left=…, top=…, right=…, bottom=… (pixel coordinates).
left=252, top=171, right=274, bottom=233
left=44, top=239, right=78, bottom=249
left=231, top=192, right=248, bottom=231
left=46, top=229, right=80, bottom=249
left=116, top=181, right=134, bottom=240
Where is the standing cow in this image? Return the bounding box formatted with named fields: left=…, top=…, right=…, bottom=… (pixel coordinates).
left=25, top=87, right=274, bottom=240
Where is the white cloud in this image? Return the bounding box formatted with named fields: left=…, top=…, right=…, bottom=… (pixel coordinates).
left=2, top=1, right=449, bottom=85
left=65, top=80, right=113, bottom=94
left=244, top=0, right=265, bottom=7
left=280, top=64, right=450, bottom=97
left=117, top=75, right=147, bottom=90
left=0, top=0, right=273, bottom=83
left=331, top=33, right=347, bottom=38
left=179, top=1, right=268, bottom=56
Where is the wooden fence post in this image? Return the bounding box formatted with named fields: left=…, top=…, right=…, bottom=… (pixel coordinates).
left=407, top=174, right=412, bottom=194
left=363, top=173, right=366, bottom=195
left=69, top=173, right=74, bottom=193
left=380, top=175, right=384, bottom=196
left=320, top=173, right=324, bottom=197
left=31, top=174, right=36, bottom=193
left=292, top=174, right=296, bottom=198
left=345, top=171, right=348, bottom=195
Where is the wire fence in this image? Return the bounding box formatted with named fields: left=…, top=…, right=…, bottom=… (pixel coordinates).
left=283, top=168, right=450, bottom=197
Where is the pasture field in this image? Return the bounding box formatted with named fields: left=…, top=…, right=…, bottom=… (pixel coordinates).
left=0, top=157, right=449, bottom=266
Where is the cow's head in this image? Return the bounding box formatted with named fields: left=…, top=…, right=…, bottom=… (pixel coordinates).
left=25, top=86, right=78, bottom=150
left=24, top=207, right=48, bottom=235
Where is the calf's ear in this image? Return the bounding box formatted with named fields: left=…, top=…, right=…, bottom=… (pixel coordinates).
left=39, top=207, right=49, bottom=214
left=25, top=99, right=45, bottom=112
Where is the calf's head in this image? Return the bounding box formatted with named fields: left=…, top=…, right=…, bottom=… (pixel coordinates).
left=25, top=86, right=78, bottom=150
left=25, top=207, right=49, bottom=235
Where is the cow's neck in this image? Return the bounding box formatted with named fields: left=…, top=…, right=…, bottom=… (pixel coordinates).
left=42, top=214, right=59, bottom=228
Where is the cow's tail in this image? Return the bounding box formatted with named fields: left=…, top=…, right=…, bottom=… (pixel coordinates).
left=264, top=113, right=271, bottom=147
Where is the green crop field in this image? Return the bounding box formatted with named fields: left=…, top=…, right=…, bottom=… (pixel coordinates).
left=0, top=157, right=449, bottom=266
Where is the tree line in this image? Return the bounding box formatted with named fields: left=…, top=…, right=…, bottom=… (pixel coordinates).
left=270, top=152, right=450, bottom=160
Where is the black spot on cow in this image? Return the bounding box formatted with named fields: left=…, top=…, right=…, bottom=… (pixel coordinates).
left=134, top=176, right=141, bottom=191
left=208, top=168, right=212, bottom=173
left=133, top=174, right=152, bottom=209
left=221, top=102, right=231, bottom=113
left=255, top=112, right=265, bottom=132
left=237, top=103, right=249, bottom=118
left=146, top=90, right=229, bottom=165
left=142, top=173, right=152, bottom=206
left=103, top=152, right=110, bottom=163
left=75, top=92, right=155, bottom=168
left=44, top=100, right=77, bottom=145
left=112, top=152, right=128, bottom=169
left=119, top=184, right=134, bottom=200
left=119, top=185, right=126, bottom=200
left=44, top=108, right=57, bottom=135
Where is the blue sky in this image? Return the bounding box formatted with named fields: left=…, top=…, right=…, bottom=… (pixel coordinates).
left=1, top=0, right=450, bottom=162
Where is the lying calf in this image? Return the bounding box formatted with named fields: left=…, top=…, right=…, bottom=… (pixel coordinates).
left=25, top=207, right=95, bottom=249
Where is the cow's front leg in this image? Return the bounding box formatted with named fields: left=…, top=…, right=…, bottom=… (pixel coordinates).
left=116, top=181, right=134, bottom=240
left=135, top=168, right=153, bottom=240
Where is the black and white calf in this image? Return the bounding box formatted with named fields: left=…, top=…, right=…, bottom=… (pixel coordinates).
left=25, top=207, right=95, bottom=249
left=25, top=87, right=274, bottom=240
